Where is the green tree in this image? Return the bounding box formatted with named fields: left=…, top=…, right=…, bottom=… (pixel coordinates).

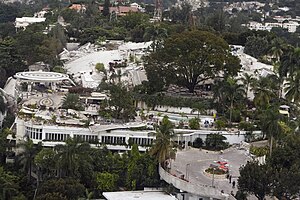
left=103, top=0, right=110, bottom=17
left=150, top=116, right=176, bottom=168
left=0, top=128, right=12, bottom=165
left=99, top=84, right=136, bottom=122
left=95, top=63, right=105, bottom=73
left=17, top=139, right=42, bottom=182
left=96, top=172, right=118, bottom=192
left=206, top=10, right=228, bottom=33
left=192, top=138, right=203, bottom=148
left=189, top=118, right=200, bottom=129
left=259, top=107, right=283, bottom=156
left=213, top=77, right=245, bottom=123
left=143, top=24, right=168, bottom=52
left=238, top=161, right=272, bottom=200
left=126, top=144, right=140, bottom=190
left=0, top=167, right=20, bottom=200
left=268, top=135, right=300, bottom=198
left=191, top=102, right=206, bottom=118
left=0, top=38, right=26, bottom=87
left=169, top=2, right=192, bottom=24
left=240, top=73, right=254, bottom=100
left=279, top=46, right=300, bottom=78
left=268, top=37, right=286, bottom=63
left=205, top=133, right=228, bottom=151
left=144, top=30, right=241, bottom=93
left=252, top=76, right=276, bottom=109
left=55, top=138, right=91, bottom=177
left=284, top=70, right=300, bottom=103
left=62, top=93, right=84, bottom=111
left=36, top=178, right=85, bottom=200
left=223, top=77, right=246, bottom=124
left=34, top=148, right=57, bottom=181
left=120, top=13, right=149, bottom=30
left=244, top=35, right=269, bottom=59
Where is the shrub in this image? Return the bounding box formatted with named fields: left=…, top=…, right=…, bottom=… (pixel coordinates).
left=189, top=118, right=200, bottom=129
left=192, top=138, right=203, bottom=148
left=95, top=63, right=105, bottom=73
left=205, top=133, right=229, bottom=151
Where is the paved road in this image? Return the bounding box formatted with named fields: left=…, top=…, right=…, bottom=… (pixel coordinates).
left=170, top=147, right=251, bottom=195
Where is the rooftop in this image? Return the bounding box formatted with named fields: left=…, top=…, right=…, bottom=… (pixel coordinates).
left=103, top=190, right=177, bottom=200
left=15, top=71, right=70, bottom=82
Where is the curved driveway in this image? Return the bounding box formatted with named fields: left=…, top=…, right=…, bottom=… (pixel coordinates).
left=170, top=147, right=251, bottom=195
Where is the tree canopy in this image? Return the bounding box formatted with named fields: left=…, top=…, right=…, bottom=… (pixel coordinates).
left=144, top=30, right=241, bottom=93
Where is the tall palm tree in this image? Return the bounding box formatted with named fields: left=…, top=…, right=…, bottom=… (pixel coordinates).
left=223, top=77, right=246, bottom=124
left=259, top=107, right=283, bottom=156
left=268, top=38, right=286, bottom=63
left=252, top=76, right=276, bottom=109
left=55, top=138, right=91, bottom=177
left=17, top=139, right=42, bottom=182
left=150, top=116, right=176, bottom=168
left=284, top=70, right=300, bottom=103
left=240, top=73, right=255, bottom=100
left=279, top=46, right=300, bottom=78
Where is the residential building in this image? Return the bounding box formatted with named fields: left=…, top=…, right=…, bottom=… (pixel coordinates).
left=15, top=17, right=46, bottom=30
left=99, top=6, right=139, bottom=16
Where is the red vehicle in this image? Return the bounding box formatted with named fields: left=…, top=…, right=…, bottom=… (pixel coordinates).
left=217, top=161, right=228, bottom=165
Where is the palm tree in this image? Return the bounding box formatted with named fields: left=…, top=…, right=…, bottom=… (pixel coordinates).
left=191, top=102, right=206, bottom=119
left=268, top=38, right=286, bottom=63
left=252, top=76, right=276, bottom=109
left=223, top=77, right=246, bottom=124
left=279, top=46, right=300, bottom=78
left=285, top=70, right=300, bottom=103
left=259, top=107, right=283, bottom=156
left=0, top=167, right=19, bottom=199
left=240, top=73, right=255, bottom=100
left=150, top=116, right=176, bottom=168
left=17, top=139, right=42, bottom=182
left=55, top=138, right=91, bottom=177
left=143, top=24, right=168, bottom=52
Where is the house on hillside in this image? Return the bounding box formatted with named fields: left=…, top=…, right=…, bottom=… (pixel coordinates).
left=69, top=4, right=87, bottom=13
left=99, top=5, right=139, bottom=16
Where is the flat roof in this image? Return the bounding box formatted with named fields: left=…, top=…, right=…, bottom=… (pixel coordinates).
left=103, top=191, right=177, bottom=200
left=15, top=71, right=69, bottom=82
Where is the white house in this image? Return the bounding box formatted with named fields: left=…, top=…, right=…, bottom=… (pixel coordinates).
left=15, top=17, right=46, bottom=30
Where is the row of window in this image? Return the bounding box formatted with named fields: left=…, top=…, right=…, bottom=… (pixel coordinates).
left=129, top=137, right=154, bottom=146
left=101, top=136, right=126, bottom=145
left=25, top=127, right=43, bottom=140
left=74, top=135, right=98, bottom=142
left=45, top=133, right=70, bottom=141
left=25, top=127, right=154, bottom=146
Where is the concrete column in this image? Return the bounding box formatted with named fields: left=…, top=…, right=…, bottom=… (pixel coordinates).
left=27, top=83, right=32, bottom=92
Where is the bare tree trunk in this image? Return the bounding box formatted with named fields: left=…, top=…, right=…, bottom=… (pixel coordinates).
left=270, top=136, right=273, bottom=156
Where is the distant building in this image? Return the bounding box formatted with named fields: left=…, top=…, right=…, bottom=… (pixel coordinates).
left=69, top=4, right=86, bottom=13
left=245, top=21, right=300, bottom=33
left=99, top=6, right=139, bottom=16
left=15, top=17, right=46, bottom=30
left=28, top=62, right=50, bottom=72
